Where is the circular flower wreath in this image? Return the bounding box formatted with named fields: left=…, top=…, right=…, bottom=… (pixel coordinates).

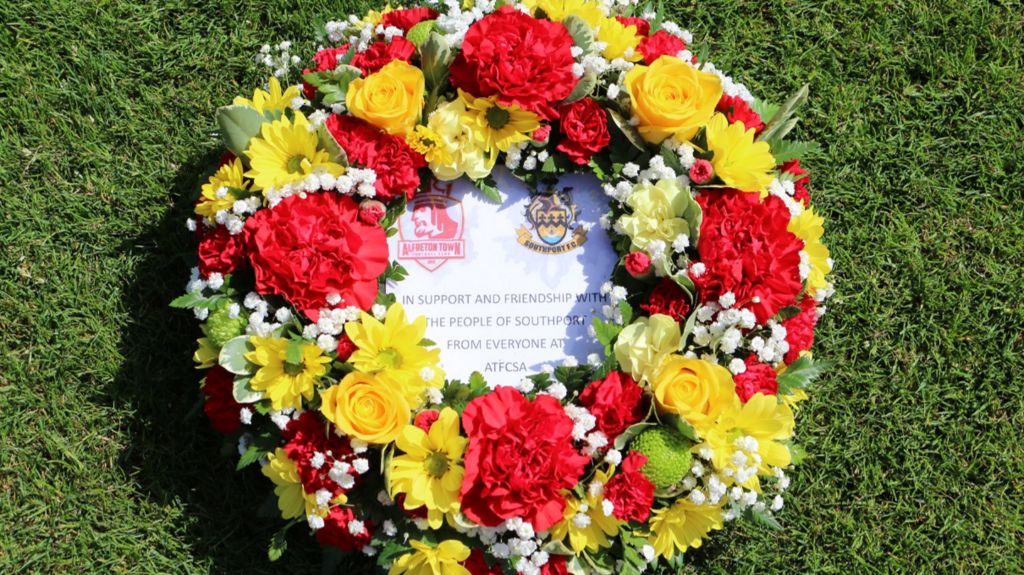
left=176, top=2, right=835, bottom=574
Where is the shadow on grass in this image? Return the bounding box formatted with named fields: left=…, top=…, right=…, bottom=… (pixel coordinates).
left=111, top=152, right=731, bottom=575
left=111, top=150, right=376, bottom=575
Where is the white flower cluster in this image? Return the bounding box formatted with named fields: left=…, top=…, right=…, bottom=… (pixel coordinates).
left=241, top=291, right=288, bottom=337
left=257, top=41, right=301, bottom=78
left=263, top=168, right=379, bottom=208
left=598, top=281, right=627, bottom=323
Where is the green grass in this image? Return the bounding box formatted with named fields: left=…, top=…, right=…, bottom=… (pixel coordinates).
left=1, top=0, right=1022, bottom=573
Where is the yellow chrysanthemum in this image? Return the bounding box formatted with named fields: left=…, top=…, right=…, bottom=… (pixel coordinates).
left=704, top=113, right=775, bottom=195
left=523, top=0, right=605, bottom=24
left=345, top=303, right=445, bottom=408
left=389, top=407, right=467, bottom=529
left=389, top=539, right=471, bottom=575
left=460, top=90, right=541, bottom=153
left=195, top=157, right=251, bottom=218
left=194, top=337, right=219, bottom=369
left=597, top=17, right=643, bottom=62
left=787, top=206, right=832, bottom=293
left=233, top=76, right=301, bottom=115
left=262, top=448, right=346, bottom=520
left=406, top=124, right=455, bottom=166
left=244, top=111, right=345, bottom=192
left=551, top=466, right=623, bottom=553
left=245, top=336, right=331, bottom=410
left=646, top=499, right=724, bottom=559
left=696, top=393, right=795, bottom=491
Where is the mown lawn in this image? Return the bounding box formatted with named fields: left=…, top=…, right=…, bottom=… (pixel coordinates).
left=1, top=0, right=1022, bottom=573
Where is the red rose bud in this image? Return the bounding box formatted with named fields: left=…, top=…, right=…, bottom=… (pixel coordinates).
left=358, top=199, right=387, bottom=226
left=532, top=124, right=552, bottom=144
left=624, top=251, right=653, bottom=279
left=335, top=334, right=357, bottom=361
left=414, top=409, right=440, bottom=432
left=689, top=159, right=714, bottom=184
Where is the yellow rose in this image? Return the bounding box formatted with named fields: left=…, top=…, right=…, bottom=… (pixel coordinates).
left=321, top=372, right=411, bottom=444
left=613, top=314, right=681, bottom=383
left=625, top=56, right=722, bottom=144
left=651, top=355, right=737, bottom=435
left=346, top=60, right=425, bottom=135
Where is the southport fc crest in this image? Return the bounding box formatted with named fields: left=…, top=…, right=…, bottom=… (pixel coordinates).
left=517, top=187, right=588, bottom=255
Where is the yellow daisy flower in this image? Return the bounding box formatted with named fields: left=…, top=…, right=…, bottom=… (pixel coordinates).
left=597, top=17, right=643, bottom=62
left=244, top=111, right=345, bottom=192
left=389, top=407, right=467, bottom=529
left=195, top=157, right=251, bottom=219
left=262, top=448, right=346, bottom=520
left=705, top=113, right=776, bottom=195
left=193, top=337, right=219, bottom=369
left=696, top=393, right=795, bottom=491
left=646, top=499, right=724, bottom=559
left=345, top=304, right=444, bottom=408
left=550, top=466, right=623, bottom=553
left=389, top=539, right=471, bottom=575
left=523, top=0, right=604, bottom=25
left=787, top=206, right=833, bottom=293
left=245, top=336, right=331, bottom=410
left=233, top=76, right=301, bottom=116
left=459, top=90, right=540, bottom=154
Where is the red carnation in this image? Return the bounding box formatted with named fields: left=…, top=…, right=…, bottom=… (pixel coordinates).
left=197, top=224, right=245, bottom=278
left=578, top=371, right=647, bottom=440
left=381, top=7, right=440, bottom=32
left=326, top=114, right=425, bottom=201
left=450, top=6, right=577, bottom=119
left=689, top=158, right=714, bottom=184
left=336, top=334, right=357, bottom=361
left=201, top=366, right=247, bottom=434
left=782, top=296, right=818, bottom=364
left=350, top=37, right=416, bottom=74
left=532, top=124, right=552, bottom=144
left=692, top=190, right=803, bottom=324
left=624, top=251, right=652, bottom=279
left=245, top=192, right=388, bottom=320
left=316, top=507, right=373, bottom=551
left=615, top=16, right=650, bottom=37
left=781, top=159, right=811, bottom=205
left=640, top=278, right=691, bottom=323
left=734, top=355, right=779, bottom=402
left=463, top=549, right=505, bottom=575
left=540, top=556, right=570, bottom=575
left=414, top=409, right=440, bottom=432
left=556, top=97, right=610, bottom=164
left=716, top=94, right=764, bottom=135
left=358, top=199, right=387, bottom=226
left=282, top=411, right=356, bottom=494
left=460, top=387, right=589, bottom=531
left=638, top=30, right=687, bottom=65
left=603, top=451, right=656, bottom=523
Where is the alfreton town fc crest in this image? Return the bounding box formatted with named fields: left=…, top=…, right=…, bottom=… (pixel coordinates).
left=397, top=180, right=465, bottom=272
left=517, top=187, right=588, bottom=255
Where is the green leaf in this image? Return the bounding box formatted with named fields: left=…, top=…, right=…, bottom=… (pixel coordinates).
left=268, top=527, right=288, bottom=561
left=420, top=32, right=452, bottom=92
left=614, top=421, right=655, bottom=450
left=419, top=337, right=436, bottom=347
left=219, top=335, right=255, bottom=375
left=592, top=316, right=622, bottom=348
left=787, top=440, right=807, bottom=465
left=376, top=541, right=411, bottom=569
left=562, top=70, right=597, bottom=104
left=473, top=177, right=502, bottom=203
left=232, top=375, right=263, bottom=404
left=469, top=371, right=488, bottom=392
left=768, top=139, right=822, bottom=164
left=745, top=507, right=784, bottom=531
left=751, top=98, right=781, bottom=124
left=284, top=338, right=304, bottom=366
left=776, top=355, right=829, bottom=395
left=607, top=108, right=647, bottom=152
left=170, top=291, right=223, bottom=310
left=618, top=299, right=634, bottom=326
left=659, top=142, right=684, bottom=173
left=216, top=105, right=264, bottom=158
left=236, top=444, right=264, bottom=471
left=406, top=19, right=437, bottom=46
left=663, top=413, right=698, bottom=442
left=758, top=84, right=808, bottom=143
left=562, top=15, right=594, bottom=52
left=317, top=124, right=349, bottom=166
